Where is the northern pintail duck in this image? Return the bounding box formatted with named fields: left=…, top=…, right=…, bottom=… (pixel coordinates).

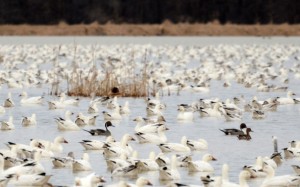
left=83, top=121, right=115, bottom=136
left=220, top=123, right=247, bottom=135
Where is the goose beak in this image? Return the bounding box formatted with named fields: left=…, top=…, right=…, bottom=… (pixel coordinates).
left=147, top=181, right=153, bottom=186
left=64, top=140, right=68, bottom=143
left=212, top=156, right=217, bottom=161
left=131, top=137, right=136, bottom=141
left=165, top=127, right=170, bottom=130
left=100, top=177, right=106, bottom=183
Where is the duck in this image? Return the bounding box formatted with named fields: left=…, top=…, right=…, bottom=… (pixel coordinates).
left=74, top=172, right=105, bottom=187
left=186, top=138, right=208, bottom=151
left=19, top=91, right=43, bottom=104
left=79, top=136, right=115, bottom=150
left=186, top=154, right=217, bottom=172
left=30, top=136, right=68, bottom=153
left=159, top=155, right=180, bottom=181
left=3, top=92, right=14, bottom=107
left=261, top=164, right=300, bottom=187
left=237, top=128, right=253, bottom=140
left=277, top=91, right=296, bottom=105
left=158, top=136, right=190, bottom=152
left=72, top=153, right=92, bottom=171
left=51, top=152, right=75, bottom=168
left=135, top=125, right=168, bottom=144
left=22, top=113, right=37, bottom=126
left=1, top=116, right=15, bottom=130
left=83, top=121, right=115, bottom=136
left=220, top=123, right=247, bottom=135
left=177, top=106, right=194, bottom=121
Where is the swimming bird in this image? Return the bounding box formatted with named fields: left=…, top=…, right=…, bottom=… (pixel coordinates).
left=3, top=92, right=14, bottom=107
left=219, top=123, right=247, bottom=135
left=277, top=91, right=296, bottom=105
left=159, top=155, right=180, bottom=181
left=22, top=113, right=37, bottom=126
left=74, top=172, right=106, bottom=187
left=237, top=128, right=253, bottom=140
left=158, top=136, right=190, bottom=152
left=186, top=154, right=217, bottom=172
left=51, top=152, right=74, bottom=168
left=79, top=136, right=115, bottom=150
left=83, top=121, right=115, bottom=136
left=1, top=116, right=15, bottom=130
left=19, top=91, right=43, bottom=104
left=72, top=153, right=92, bottom=171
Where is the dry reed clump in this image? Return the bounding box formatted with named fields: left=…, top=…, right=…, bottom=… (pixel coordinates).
left=67, top=69, right=148, bottom=97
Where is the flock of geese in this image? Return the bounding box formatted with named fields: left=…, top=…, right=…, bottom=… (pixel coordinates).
left=0, top=43, right=299, bottom=187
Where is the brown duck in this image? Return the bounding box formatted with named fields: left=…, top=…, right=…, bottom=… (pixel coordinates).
left=237, top=128, right=253, bottom=140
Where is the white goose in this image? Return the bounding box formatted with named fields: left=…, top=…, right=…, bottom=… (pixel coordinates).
left=1, top=116, right=15, bottom=130
left=30, top=136, right=68, bottom=153
left=3, top=92, right=14, bottom=107
left=137, top=151, right=159, bottom=171
left=186, top=138, right=208, bottom=151
left=59, top=92, right=80, bottom=106
left=186, top=154, right=217, bottom=172
left=80, top=136, right=115, bottom=150
left=135, top=125, right=168, bottom=144
left=261, top=165, right=300, bottom=187
left=243, top=156, right=266, bottom=178
left=103, top=134, right=135, bottom=158
left=19, top=91, right=43, bottom=104
left=177, top=106, right=194, bottom=121
left=22, top=113, right=37, bottom=126
left=103, top=106, right=122, bottom=120
left=158, top=136, right=190, bottom=152
left=111, top=162, right=139, bottom=177
left=88, top=101, right=99, bottom=114
left=199, top=102, right=223, bottom=118
left=120, top=101, right=131, bottom=115
left=277, top=91, right=296, bottom=105
left=51, top=152, right=75, bottom=168
left=125, top=177, right=153, bottom=187
left=55, top=111, right=80, bottom=131
left=74, top=172, right=105, bottom=187
left=75, top=112, right=98, bottom=126
left=11, top=172, right=52, bottom=186
left=72, top=153, right=92, bottom=171
left=159, top=155, right=180, bottom=181
left=0, top=106, right=5, bottom=114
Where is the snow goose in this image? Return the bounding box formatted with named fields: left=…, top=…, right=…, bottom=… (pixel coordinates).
left=75, top=112, right=98, bottom=126
left=30, top=136, right=68, bottom=153
left=80, top=136, right=115, bottom=150
left=219, top=123, right=247, bottom=135
left=125, top=177, right=153, bottom=187
left=120, top=101, right=131, bottom=115
left=155, top=152, right=170, bottom=167
left=243, top=156, right=266, bottom=178
left=11, top=172, right=52, bottom=186
left=111, top=162, right=139, bottom=177
left=159, top=155, right=180, bottom=181
left=83, top=121, right=115, bottom=136
left=135, top=125, right=168, bottom=144
left=3, top=92, right=14, bottom=107
left=88, top=102, right=99, bottom=114
left=186, top=154, right=217, bottom=172
left=1, top=116, right=14, bottom=130
left=103, top=134, right=135, bottom=159
left=177, top=106, right=194, bottom=121
left=55, top=111, right=80, bottom=131
left=277, top=91, right=296, bottom=105
left=186, top=138, right=208, bottom=151
left=72, top=153, right=92, bottom=171
left=74, top=172, right=105, bottom=187
left=106, top=152, right=130, bottom=172
left=261, top=164, right=300, bottom=187
left=21, top=113, right=37, bottom=126
left=59, top=92, right=80, bottom=106
left=103, top=106, right=122, bottom=120
left=158, top=136, right=190, bottom=152
left=237, top=128, right=253, bottom=140
left=292, top=165, right=300, bottom=175
left=199, top=102, right=223, bottom=118
left=136, top=151, right=159, bottom=171
left=51, top=152, right=74, bottom=168
left=252, top=109, right=265, bottom=119
left=19, top=91, right=43, bottom=104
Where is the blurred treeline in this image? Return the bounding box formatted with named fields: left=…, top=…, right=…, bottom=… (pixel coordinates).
left=0, top=0, right=299, bottom=24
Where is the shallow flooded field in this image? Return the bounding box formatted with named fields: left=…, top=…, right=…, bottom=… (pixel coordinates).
left=0, top=37, right=300, bottom=186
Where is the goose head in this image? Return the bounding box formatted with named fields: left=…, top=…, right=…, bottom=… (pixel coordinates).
left=136, top=177, right=152, bottom=186
left=19, top=91, right=27, bottom=98
left=202, top=154, right=217, bottom=162
left=55, top=136, right=68, bottom=144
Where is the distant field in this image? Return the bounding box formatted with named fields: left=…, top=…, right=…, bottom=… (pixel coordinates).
left=0, top=22, right=300, bottom=36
